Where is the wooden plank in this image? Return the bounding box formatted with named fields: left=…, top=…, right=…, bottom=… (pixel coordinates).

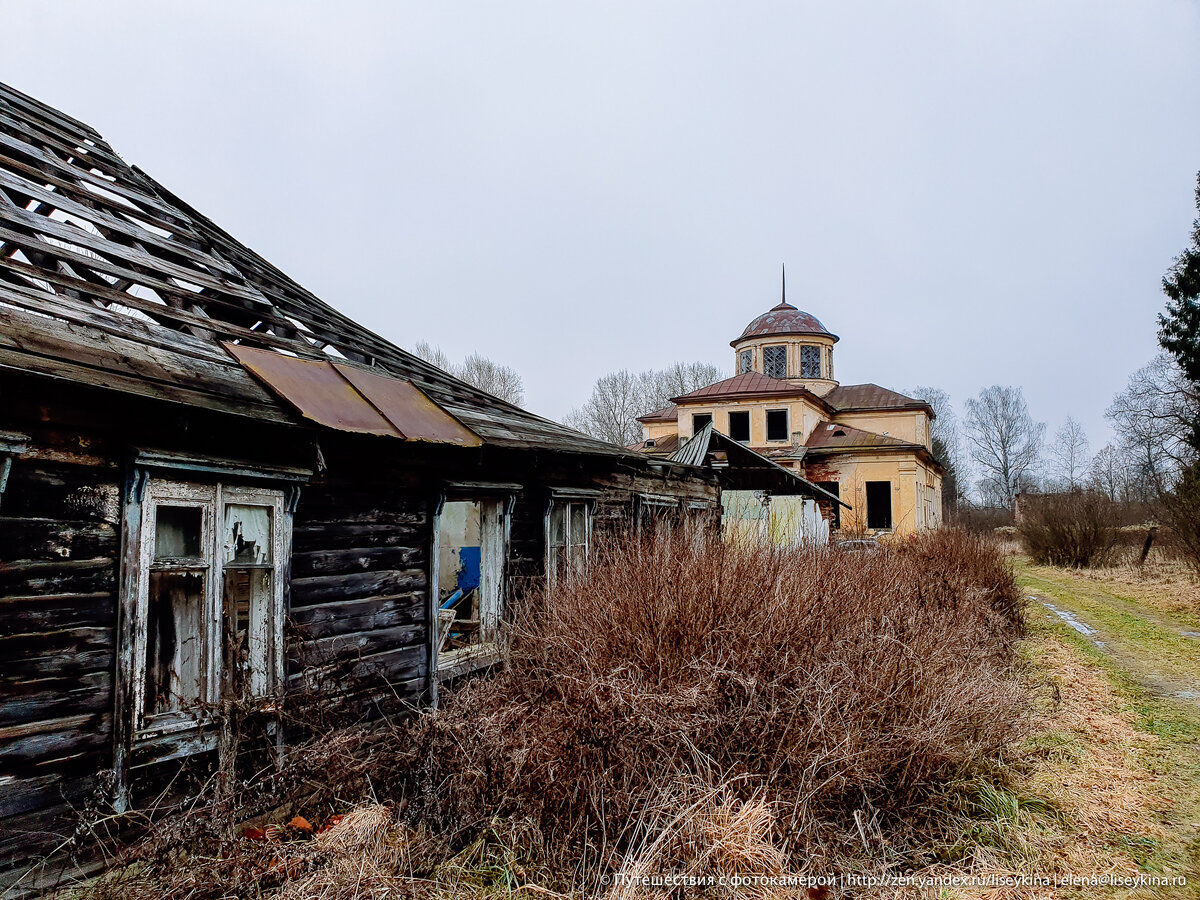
left=0, top=626, right=112, bottom=676
left=0, top=671, right=110, bottom=727
left=0, top=348, right=294, bottom=424
left=0, top=594, right=114, bottom=637
left=0, top=255, right=313, bottom=357
left=291, top=522, right=424, bottom=552
left=287, top=623, right=424, bottom=669
left=287, top=591, right=425, bottom=640
left=290, top=568, right=426, bottom=607
left=0, top=711, right=110, bottom=768
left=290, top=545, right=424, bottom=578
left=0, top=304, right=270, bottom=396
left=287, top=643, right=426, bottom=693
left=0, top=772, right=95, bottom=818
left=0, top=557, right=114, bottom=597
left=0, top=519, right=117, bottom=563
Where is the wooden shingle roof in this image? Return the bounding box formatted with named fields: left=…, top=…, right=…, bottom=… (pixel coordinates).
left=0, top=81, right=628, bottom=457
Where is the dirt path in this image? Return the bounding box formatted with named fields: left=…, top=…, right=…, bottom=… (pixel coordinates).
left=1021, top=563, right=1200, bottom=705
left=1000, top=562, right=1200, bottom=895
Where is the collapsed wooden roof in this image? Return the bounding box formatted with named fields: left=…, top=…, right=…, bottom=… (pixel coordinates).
left=0, top=81, right=628, bottom=457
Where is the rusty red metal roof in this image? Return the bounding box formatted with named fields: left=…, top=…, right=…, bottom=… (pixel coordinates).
left=225, top=344, right=481, bottom=446
left=636, top=403, right=678, bottom=423
left=824, top=383, right=932, bottom=415
left=731, top=301, right=837, bottom=347
left=670, top=372, right=807, bottom=404
left=805, top=421, right=919, bottom=451
left=332, top=363, right=481, bottom=446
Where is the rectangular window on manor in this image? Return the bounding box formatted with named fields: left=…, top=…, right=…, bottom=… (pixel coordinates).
left=692, top=413, right=713, bottom=434
left=766, top=409, right=788, bottom=441
left=866, top=480, right=892, bottom=530
left=738, top=349, right=753, bottom=374
left=728, top=410, right=750, bottom=442
left=800, top=345, right=821, bottom=379
left=763, top=345, right=787, bottom=379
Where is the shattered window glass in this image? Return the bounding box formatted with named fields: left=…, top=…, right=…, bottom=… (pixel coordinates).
left=738, top=349, right=753, bottom=374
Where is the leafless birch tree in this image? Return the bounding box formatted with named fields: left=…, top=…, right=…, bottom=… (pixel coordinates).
left=964, top=385, right=1044, bottom=508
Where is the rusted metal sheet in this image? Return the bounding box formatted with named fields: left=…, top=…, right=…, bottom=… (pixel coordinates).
left=733, top=301, right=838, bottom=345
left=333, top=363, right=481, bottom=447
left=224, top=344, right=398, bottom=436
left=224, top=344, right=482, bottom=446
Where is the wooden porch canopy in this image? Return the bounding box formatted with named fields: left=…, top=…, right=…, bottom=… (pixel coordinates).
left=671, top=422, right=849, bottom=507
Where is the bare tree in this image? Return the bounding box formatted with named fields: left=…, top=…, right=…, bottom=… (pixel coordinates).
left=563, top=370, right=648, bottom=446
left=909, top=385, right=965, bottom=494
left=650, top=362, right=723, bottom=408
left=964, top=385, right=1045, bottom=508
left=411, top=342, right=526, bottom=406
left=457, top=353, right=525, bottom=406
left=1048, top=416, right=1091, bottom=489
left=412, top=340, right=452, bottom=373
left=1106, top=354, right=1199, bottom=491
left=566, top=361, right=724, bottom=446
left=1088, top=444, right=1127, bottom=502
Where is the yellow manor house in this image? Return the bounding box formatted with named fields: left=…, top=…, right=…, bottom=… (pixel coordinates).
left=633, top=296, right=943, bottom=537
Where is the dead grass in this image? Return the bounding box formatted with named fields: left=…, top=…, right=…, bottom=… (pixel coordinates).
left=66, top=529, right=1027, bottom=899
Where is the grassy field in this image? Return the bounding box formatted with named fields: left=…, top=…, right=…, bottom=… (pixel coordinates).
left=958, top=558, right=1200, bottom=897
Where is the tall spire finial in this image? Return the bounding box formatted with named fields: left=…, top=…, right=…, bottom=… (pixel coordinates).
left=781, top=263, right=786, bottom=306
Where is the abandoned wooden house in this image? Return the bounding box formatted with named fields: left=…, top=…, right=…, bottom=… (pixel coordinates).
left=0, top=81, right=719, bottom=888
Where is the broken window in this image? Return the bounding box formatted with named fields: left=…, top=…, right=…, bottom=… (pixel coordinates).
left=766, top=409, right=788, bottom=442
left=815, top=481, right=841, bottom=530
left=436, top=498, right=508, bottom=660
left=763, top=345, right=787, bottom=379
left=548, top=499, right=590, bottom=585
left=738, top=349, right=753, bottom=374
left=692, top=413, right=713, bottom=434
left=728, top=410, right=751, bottom=443
left=133, top=481, right=286, bottom=734
left=866, top=481, right=892, bottom=530
left=800, top=345, right=821, bottom=379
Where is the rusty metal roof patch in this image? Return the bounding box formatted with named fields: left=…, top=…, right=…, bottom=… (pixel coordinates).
left=224, top=344, right=481, bottom=446
left=333, top=362, right=481, bottom=446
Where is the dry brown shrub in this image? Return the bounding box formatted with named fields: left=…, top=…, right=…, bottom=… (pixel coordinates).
left=400, top=528, right=1026, bottom=877
left=71, top=529, right=1023, bottom=899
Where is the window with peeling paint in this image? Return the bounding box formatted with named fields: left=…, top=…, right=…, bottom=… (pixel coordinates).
left=548, top=499, right=591, bottom=586
left=132, top=481, right=288, bottom=735
left=800, top=345, right=821, bottom=379
left=763, top=345, right=787, bottom=379
left=738, top=349, right=753, bottom=374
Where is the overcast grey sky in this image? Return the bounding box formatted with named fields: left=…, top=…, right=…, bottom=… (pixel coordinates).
left=3, top=2, right=1199, bottom=450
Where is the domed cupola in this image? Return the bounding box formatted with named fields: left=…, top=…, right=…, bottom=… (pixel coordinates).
left=732, top=300, right=838, bottom=346
left=730, top=272, right=839, bottom=394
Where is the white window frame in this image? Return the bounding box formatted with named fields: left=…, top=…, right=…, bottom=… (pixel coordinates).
left=546, top=492, right=597, bottom=588
left=431, top=488, right=515, bottom=685
left=130, top=478, right=288, bottom=739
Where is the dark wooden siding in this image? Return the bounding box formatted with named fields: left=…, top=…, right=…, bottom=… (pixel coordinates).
left=0, top=435, right=121, bottom=874
left=286, top=483, right=431, bottom=703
